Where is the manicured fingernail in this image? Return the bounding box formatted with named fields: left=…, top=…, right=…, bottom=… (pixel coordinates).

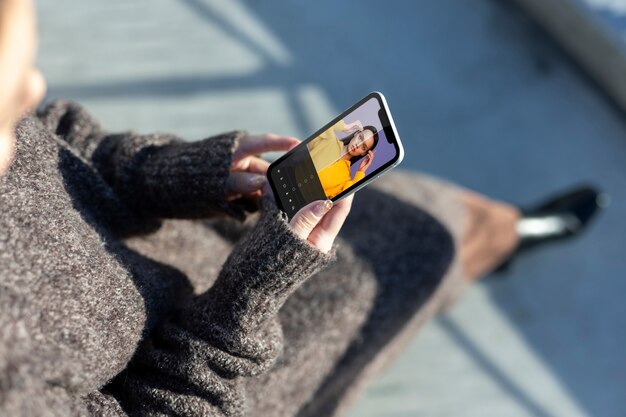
left=315, top=199, right=333, bottom=216
left=250, top=175, right=266, bottom=187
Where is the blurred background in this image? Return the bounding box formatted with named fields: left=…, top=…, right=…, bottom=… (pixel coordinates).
left=36, top=0, right=625, bottom=416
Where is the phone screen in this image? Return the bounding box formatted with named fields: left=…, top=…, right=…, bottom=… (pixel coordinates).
left=268, top=92, right=403, bottom=219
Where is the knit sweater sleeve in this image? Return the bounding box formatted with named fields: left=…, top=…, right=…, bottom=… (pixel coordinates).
left=36, top=100, right=248, bottom=221
left=107, top=196, right=336, bottom=416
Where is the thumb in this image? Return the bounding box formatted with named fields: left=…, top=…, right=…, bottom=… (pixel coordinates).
left=289, top=199, right=333, bottom=240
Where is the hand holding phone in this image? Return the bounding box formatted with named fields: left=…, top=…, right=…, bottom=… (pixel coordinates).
left=267, top=92, right=404, bottom=220
left=225, top=133, right=300, bottom=202
left=289, top=195, right=353, bottom=254
left=261, top=181, right=353, bottom=254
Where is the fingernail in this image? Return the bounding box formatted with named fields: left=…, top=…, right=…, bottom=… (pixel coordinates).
left=250, top=175, right=266, bottom=187
left=314, top=199, right=333, bottom=216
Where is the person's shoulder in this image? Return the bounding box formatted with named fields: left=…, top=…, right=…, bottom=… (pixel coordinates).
left=11, top=115, right=62, bottom=174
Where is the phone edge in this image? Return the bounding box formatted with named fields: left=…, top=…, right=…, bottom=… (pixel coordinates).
left=267, top=91, right=405, bottom=209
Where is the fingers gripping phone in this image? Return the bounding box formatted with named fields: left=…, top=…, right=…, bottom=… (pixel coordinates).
left=268, top=92, right=404, bottom=220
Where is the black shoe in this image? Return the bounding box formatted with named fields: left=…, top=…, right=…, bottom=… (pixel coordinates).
left=494, top=185, right=608, bottom=274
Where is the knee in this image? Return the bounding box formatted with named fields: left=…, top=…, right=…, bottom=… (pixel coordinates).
left=340, top=188, right=456, bottom=297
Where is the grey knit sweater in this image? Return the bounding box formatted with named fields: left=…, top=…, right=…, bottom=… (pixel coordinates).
left=0, top=101, right=457, bottom=417
left=0, top=101, right=339, bottom=415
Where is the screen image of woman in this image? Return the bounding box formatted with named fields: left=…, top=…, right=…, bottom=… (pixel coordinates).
left=307, top=118, right=379, bottom=199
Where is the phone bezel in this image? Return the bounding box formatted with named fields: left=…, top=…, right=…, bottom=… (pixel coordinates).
left=267, top=91, right=404, bottom=213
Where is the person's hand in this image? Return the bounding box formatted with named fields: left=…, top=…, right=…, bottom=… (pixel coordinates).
left=290, top=196, right=353, bottom=253
left=261, top=182, right=353, bottom=254
left=357, top=150, right=375, bottom=173
left=225, top=133, right=300, bottom=202
left=342, top=120, right=363, bottom=134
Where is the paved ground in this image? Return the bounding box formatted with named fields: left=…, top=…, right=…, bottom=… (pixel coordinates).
left=513, top=0, right=626, bottom=113
left=36, top=1, right=626, bottom=416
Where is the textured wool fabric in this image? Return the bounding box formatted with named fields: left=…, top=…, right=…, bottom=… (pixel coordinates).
left=0, top=101, right=463, bottom=416
left=37, top=101, right=249, bottom=223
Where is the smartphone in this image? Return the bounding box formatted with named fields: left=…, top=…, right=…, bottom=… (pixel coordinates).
left=267, top=92, right=404, bottom=220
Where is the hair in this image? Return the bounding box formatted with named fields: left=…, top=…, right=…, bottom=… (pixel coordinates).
left=339, top=125, right=379, bottom=165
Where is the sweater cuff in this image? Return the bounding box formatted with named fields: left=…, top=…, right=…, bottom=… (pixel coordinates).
left=184, top=195, right=337, bottom=351
left=124, top=131, right=247, bottom=221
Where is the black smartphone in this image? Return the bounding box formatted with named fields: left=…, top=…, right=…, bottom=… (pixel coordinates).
left=267, top=92, right=404, bottom=220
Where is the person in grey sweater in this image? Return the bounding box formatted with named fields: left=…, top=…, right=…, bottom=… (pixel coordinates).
left=0, top=1, right=603, bottom=416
